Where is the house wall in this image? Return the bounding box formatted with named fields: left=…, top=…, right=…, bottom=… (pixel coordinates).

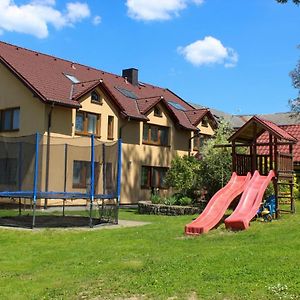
left=120, top=104, right=192, bottom=203
left=0, top=66, right=215, bottom=205
left=0, top=63, right=46, bottom=136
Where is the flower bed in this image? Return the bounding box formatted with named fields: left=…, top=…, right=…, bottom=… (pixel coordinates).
left=138, top=201, right=202, bottom=216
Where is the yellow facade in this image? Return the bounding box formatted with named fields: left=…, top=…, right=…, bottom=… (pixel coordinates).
left=0, top=63, right=215, bottom=204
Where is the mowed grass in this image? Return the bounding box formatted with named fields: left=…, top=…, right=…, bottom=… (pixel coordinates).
left=0, top=204, right=300, bottom=300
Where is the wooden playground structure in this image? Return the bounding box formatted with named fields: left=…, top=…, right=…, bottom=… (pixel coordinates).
left=228, top=116, right=297, bottom=216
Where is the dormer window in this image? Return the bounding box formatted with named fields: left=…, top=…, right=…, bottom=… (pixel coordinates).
left=91, top=91, right=102, bottom=104
left=202, top=117, right=209, bottom=127
left=154, top=106, right=162, bottom=117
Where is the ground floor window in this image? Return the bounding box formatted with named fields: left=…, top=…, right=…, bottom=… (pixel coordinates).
left=141, top=166, right=168, bottom=189
left=72, top=160, right=99, bottom=189
left=0, top=158, right=18, bottom=185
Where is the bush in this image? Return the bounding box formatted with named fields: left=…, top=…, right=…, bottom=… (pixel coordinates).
left=164, top=155, right=201, bottom=198
left=150, top=194, right=161, bottom=204
left=294, top=176, right=300, bottom=200
left=177, top=196, right=193, bottom=206
left=163, top=196, right=177, bottom=206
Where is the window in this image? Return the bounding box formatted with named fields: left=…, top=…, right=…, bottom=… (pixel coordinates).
left=115, top=86, right=138, bottom=99
left=141, top=166, right=168, bottom=189
left=201, top=117, right=209, bottom=127
left=143, top=124, right=169, bottom=146
left=0, top=158, right=18, bottom=185
left=154, top=107, right=162, bottom=117
left=75, top=111, right=100, bottom=136
left=193, top=134, right=210, bottom=151
left=64, top=74, right=80, bottom=83
left=167, top=100, right=187, bottom=111
left=0, top=108, right=20, bottom=132
left=107, top=116, right=114, bottom=140
left=72, top=160, right=99, bottom=189
left=91, top=91, right=102, bottom=104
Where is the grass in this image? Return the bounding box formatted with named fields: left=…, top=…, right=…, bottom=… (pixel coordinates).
left=0, top=204, right=300, bottom=300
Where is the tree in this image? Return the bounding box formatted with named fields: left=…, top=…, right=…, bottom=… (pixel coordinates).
left=164, top=155, right=201, bottom=198
left=289, top=55, right=300, bottom=113
left=165, top=120, right=235, bottom=200
left=197, top=120, right=234, bottom=199
left=276, top=0, right=300, bottom=4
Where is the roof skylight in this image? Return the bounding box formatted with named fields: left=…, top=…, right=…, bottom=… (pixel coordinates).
left=167, top=100, right=187, bottom=111
left=64, top=74, right=80, bottom=83
left=115, top=86, right=138, bottom=99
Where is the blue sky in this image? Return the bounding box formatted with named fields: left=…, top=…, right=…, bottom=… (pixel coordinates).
left=0, top=0, right=300, bottom=115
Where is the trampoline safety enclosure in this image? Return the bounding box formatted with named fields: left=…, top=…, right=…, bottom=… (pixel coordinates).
left=0, top=133, right=122, bottom=228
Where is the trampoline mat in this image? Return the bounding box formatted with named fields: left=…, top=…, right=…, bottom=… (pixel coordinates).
left=0, top=215, right=103, bottom=228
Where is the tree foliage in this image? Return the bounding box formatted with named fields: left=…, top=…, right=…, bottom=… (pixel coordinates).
left=165, top=120, right=235, bottom=200
left=165, top=155, right=201, bottom=198
left=289, top=55, right=300, bottom=113
left=276, top=0, right=300, bottom=4
left=198, top=120, right=234, bottom=198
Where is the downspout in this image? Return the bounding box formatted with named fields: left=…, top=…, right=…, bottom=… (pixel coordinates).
left=44, top=102, right=54, bottom=209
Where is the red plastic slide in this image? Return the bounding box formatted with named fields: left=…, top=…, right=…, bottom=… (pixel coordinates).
left=185, top=172, right=251, bottom=235
left=225, top=170, right=275, bottom=231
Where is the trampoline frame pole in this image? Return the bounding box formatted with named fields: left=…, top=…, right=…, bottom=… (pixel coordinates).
left=32, top=133, right=40, bottom=229
left=18, top=142, right=23, bottom=216
left=115, top=138, right=122, bottom=224
left=89, top=134, right=95, bottom=228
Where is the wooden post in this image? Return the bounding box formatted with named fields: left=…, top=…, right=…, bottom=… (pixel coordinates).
left=252, top=123, right=257, bottom=174
left=232, top=141, right=236, bottom=173
left=289, top=144, right=295, bottom=213
left=274, top=137, right=279, bottom=218
left=269, top=133, right=273, bottom=171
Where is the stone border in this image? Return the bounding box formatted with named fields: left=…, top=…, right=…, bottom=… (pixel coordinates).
left=138, top=201, right=202, bottom=216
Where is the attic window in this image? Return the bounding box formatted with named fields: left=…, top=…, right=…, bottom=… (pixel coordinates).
left=167, top=100, right=187, bottom=111
left=202, top=117, right=209, bottom=127
left=65, top=74, right=80, bottom=83
left=115, top=86, right=138, bottom=99
left=91, top=91, right=102, bottom=104
left=154, top=107, right=162, bottom=117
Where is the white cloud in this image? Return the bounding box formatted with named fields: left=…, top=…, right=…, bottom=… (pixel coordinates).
left=126, top=0, right=204, bottom=21
left=93, top=15, right=102, bottom=26
left=178, top=36, right=238, bottom=68
left=0, top=0, right=91, bottom=38
left=66, top=2, right=90, bottom=23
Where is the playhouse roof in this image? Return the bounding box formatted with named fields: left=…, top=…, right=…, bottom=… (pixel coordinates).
left=0, top=40, right=217, bottom=131
left=258, top=124, right=300, bottom=162
left=228, top=116, right=297, bottom=143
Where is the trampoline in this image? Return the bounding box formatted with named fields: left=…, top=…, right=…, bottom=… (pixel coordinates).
left=0, top=133, right=122, bottom=228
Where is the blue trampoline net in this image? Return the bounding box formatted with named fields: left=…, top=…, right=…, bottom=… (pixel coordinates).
left=0, top=134, right=121, bottom=202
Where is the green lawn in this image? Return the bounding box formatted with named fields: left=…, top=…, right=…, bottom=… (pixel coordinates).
left=0, top=205, right=300, bottom=300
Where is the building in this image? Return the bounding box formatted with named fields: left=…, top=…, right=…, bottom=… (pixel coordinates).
left=0, top=41, right=217, bottom=205
left=193, top=103, right=300, bottom=183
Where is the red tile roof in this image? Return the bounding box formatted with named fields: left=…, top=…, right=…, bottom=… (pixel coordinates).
left=258, top=117, right=297, bottom=142
left=258, top=124, right=300, bottom=162
left=185, top=108, right=218, bottom=128
left=0, top=40, right=212, bottom=131
left=229, top=116, right=297, bottom=143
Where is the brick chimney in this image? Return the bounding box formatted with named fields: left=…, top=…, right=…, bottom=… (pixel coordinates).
left=122, top=68, right=138, bottom=86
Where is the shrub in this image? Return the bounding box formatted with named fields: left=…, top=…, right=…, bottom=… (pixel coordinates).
left=163, top=196, right=177, bottom=206
left=177, top=196, right=193, bottom=206
left=164, top=155, right=201, bottom=198
left=150, top=194, right=161, bottom=204
left=294, top=176, right=300, bottom=200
